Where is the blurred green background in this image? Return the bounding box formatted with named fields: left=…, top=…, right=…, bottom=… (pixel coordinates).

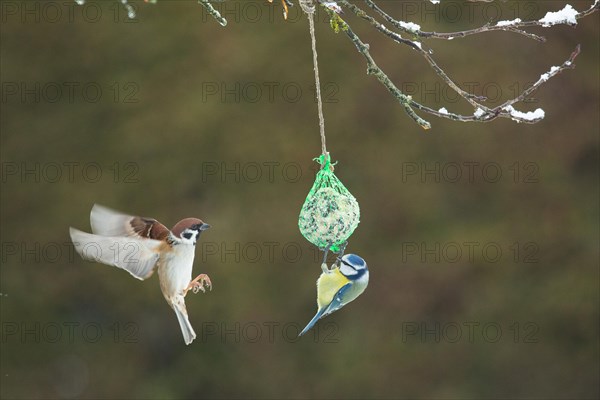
left=1, top=1, right=598, bottom=398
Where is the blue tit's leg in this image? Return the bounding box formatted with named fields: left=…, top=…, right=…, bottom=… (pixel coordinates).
left=321, top=250, right=329, bottom=266
left=321, top=243, right=331, bottom=265
left=321, top=243, right=335, bottom=272
left=335, top=241, right=349, bottom=266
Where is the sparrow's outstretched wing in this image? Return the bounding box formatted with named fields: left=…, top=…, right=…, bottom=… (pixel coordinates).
left=70, top=227, right=164, bottom=280
left=90, top=204, right=170, bottom=241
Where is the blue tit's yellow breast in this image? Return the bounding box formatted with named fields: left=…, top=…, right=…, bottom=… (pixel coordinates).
left=316, top=268, right=351, bottom=310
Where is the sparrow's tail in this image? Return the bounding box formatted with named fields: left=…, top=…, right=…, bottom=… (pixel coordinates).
left=171, top=298, right=196, bottom=345
left=298, top=307, right=327, bottom=337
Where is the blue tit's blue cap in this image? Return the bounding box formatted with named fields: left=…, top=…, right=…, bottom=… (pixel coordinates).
left=343, top=254, right=366, bottom=267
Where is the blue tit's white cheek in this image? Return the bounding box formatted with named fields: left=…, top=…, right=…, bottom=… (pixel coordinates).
left=340, top=264, right=358, bottom=277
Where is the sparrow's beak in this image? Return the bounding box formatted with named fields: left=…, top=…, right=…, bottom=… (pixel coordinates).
left=200, top=223, right=211, bottom=231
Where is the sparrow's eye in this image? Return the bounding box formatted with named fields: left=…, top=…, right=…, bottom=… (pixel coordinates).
left=182, top=232, right=193, bottom=240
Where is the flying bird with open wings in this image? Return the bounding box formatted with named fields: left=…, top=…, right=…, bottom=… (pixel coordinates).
left=69, top=204, right=212, bottom=345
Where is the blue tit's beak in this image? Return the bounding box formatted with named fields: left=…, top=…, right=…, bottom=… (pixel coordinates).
left=200, top=223, right=211, bottom=230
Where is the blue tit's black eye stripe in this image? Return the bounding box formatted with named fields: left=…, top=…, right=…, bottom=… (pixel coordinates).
left=341, top=259, right=357, bottom=270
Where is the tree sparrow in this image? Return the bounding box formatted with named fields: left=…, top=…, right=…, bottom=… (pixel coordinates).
left=69, top=204, right=212, bottom=345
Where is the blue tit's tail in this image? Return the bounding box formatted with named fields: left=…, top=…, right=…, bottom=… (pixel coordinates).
left=298, top=308, right=327, bottom=337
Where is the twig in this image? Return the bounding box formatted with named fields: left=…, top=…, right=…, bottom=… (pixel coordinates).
left=325, top=3, right=585, bottom=126
left=340, top=0, right=486, bottom=110
left=326, top=9, right=431, bottom=129
left=198, top=0, right=227, bottom=27
left=410, top=45, right=582, bottom=124
left=361, top=0, right=599, bottom=42
left=84, top=0, right=598, bottom=128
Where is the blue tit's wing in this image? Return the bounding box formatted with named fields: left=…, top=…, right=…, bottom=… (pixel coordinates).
left=316, top=267, right=351, bottom=310
left=298, top=307, right=328, bottom=337
left=299, top=282, right=353, bottom=337
left=299, top=268, right=352, bottom=338
left=322, top=283, right=353, bottom=316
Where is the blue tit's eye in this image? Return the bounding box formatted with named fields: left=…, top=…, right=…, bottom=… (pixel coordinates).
left=182, top=232, right=193, bottom=240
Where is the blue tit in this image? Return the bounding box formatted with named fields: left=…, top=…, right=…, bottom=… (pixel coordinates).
left=299, top=254, right=369, bottom=337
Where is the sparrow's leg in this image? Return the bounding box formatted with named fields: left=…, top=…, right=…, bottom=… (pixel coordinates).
left=185, top=274, right=212, bottom=295
left=268, top=0, right=293, bottom=19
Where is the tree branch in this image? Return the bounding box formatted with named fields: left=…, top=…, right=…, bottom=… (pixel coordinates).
left=328, top=1, right=596, bottom=127
left=361, top=0, right=599, bottom=42
left=86, top=0, right=598, bottom=129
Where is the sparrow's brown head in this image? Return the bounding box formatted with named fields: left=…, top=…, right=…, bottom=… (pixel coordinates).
left=171, top=218, right=210, bottom=244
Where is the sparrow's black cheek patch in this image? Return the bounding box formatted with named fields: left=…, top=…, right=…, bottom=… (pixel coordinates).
left=182, top=232, right=193, bottom=240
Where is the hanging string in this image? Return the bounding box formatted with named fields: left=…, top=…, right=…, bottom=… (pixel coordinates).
left=300, top=0, right=327, bottom=158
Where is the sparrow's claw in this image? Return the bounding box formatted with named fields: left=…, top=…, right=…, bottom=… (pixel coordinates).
left=192, top=282, right=205, bottom=294
left=187, top=274, right=212, bottom=295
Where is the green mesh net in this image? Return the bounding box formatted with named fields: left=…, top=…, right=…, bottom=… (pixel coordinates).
left=298, top=154, right=360, bottom=252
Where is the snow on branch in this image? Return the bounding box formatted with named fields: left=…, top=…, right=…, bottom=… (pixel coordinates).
left=328, top=0, right=597, bottom=129
left=77, top=0, right=599, bottom=129
left=362, top=0, right=599, bottom=42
